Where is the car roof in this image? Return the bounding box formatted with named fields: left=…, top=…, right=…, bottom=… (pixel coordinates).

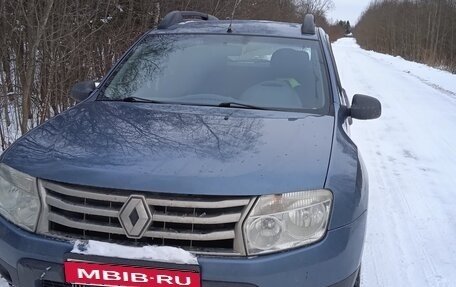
left=150, top=20, right=320, bottom=40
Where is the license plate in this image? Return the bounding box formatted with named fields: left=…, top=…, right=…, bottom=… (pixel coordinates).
left=64, top=261, right=201, bottom=287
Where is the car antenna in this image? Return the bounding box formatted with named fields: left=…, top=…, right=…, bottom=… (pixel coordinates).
left=227, top=0, right=242, bottom=33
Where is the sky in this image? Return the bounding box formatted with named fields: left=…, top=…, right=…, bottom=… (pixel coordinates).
left=327, top=0, right=372, bottom=25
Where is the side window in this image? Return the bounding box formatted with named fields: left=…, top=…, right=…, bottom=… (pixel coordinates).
left=340, top=89, right=350, bottom=107
left=326, top=39, right=349, bottom=107
left=323, top=35, right=352, bottom=129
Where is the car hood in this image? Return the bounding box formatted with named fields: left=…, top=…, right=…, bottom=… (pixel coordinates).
left=1, top=102, right=334, bottom=196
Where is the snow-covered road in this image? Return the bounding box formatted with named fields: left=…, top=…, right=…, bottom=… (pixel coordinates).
left=333, top=38, right=456, bottom=287
left=1, top=38, right=455, bottom=287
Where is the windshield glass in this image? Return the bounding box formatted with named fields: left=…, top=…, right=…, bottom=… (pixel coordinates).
left=101, top=34, right=330, bottom=112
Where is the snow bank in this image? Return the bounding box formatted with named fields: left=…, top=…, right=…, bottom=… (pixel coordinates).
left=0, top=277, right=7, bottom=287
left=72, top=240, right=198, bottom=265
left=334, top=38, right=456, bottom=99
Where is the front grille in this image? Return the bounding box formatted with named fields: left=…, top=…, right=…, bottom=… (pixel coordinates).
left=40, top=180, right=252, bottom=254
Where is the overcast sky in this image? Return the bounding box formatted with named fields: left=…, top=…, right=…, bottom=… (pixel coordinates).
left=327, top=0, right=373, bottom=25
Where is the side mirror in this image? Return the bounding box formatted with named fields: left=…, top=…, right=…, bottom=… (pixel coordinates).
left=350, top=94, right=382, bottom=120
left=70, top=80, right=96, bottom=102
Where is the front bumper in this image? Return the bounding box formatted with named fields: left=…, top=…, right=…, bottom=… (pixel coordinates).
left=0, top=212, right=366, bottom=287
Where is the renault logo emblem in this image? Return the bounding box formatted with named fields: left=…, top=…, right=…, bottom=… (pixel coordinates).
left=118, top=195, right=153, bottom=239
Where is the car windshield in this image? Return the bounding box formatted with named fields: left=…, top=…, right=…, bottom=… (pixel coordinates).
left=101, top=34, right=330, bottom=113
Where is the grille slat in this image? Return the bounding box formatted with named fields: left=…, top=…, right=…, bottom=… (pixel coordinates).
left=41, top=180, right=251, bottom=254
left=46, top=195, right=119, bottom=217
left=43, top=181, right=128, bottom=202
left=43, top=181, right=250, bottom=208
left=48, top=212, right=236, bottom=240
left=153, top=212, right=241, bottom=224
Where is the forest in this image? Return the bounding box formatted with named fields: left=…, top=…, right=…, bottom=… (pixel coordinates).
left=0, top=0, right=337, bottom=150
left=355, top=0, right=456, bottom=73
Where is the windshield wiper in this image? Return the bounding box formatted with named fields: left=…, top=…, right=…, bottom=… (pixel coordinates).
left=121, top=97, right=267, bottom=110
left=218, top=102, right=268, bottom=110
left=122, top=96, right=170, bottom=103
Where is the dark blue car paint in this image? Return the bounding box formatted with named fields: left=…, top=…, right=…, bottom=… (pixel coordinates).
left=2, top=102, right=334, bottom=196
left=0, top=19, right=367, bottom=287
left=1, top=101, right=366, bottom=231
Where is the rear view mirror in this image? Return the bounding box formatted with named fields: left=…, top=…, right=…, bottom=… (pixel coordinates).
left=350, top=94, right=381, bottom=120
left=70, top=80, right=96, bottom=102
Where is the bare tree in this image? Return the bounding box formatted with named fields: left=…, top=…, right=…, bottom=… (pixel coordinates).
left=355, top=0, right=456, bottom=73
left=296, top=0, right=334, bottom=18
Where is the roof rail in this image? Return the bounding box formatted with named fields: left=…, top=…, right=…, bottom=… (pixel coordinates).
left=301, top=14, right=316, bottom=35
left=157, top=11, right=219, bottom=29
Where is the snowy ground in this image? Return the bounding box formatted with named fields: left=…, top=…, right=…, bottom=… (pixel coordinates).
left=1, top=38, right=456, bottom=287
left=333, top=38, right=456, bottom=287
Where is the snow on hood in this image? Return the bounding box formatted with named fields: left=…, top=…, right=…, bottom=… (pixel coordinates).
left=72, top=240, right=198, bottom=265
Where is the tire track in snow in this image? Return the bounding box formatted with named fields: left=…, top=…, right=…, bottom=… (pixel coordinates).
left=371, top=69, right=443, bottom=287
left=405, top=72, right=456, bottom=100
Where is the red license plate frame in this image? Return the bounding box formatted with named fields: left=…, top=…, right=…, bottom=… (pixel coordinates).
left=64, top=260, right=201, bottom=287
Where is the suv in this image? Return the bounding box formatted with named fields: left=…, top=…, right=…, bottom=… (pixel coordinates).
left=0, top=11, right=380, bottom=287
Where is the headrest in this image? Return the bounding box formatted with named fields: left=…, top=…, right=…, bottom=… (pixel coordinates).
left=271, top=48, right=310, bottom=69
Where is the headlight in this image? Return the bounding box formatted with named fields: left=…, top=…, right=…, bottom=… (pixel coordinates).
left=243, top=189, right=332, bottom=255
left=0, top=164, right=41, bottom=231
